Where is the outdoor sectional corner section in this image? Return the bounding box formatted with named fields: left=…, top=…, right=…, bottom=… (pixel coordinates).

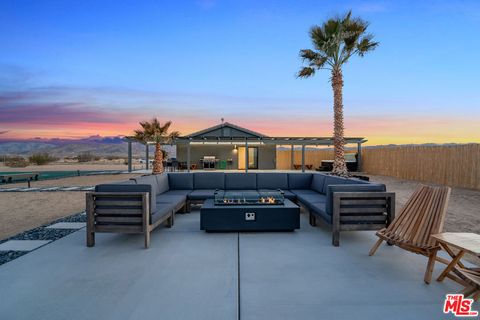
left=86, top=172, right=395, bottom=248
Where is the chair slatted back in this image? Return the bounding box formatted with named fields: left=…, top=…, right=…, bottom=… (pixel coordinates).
left=380, top=185, right=451, bottom=250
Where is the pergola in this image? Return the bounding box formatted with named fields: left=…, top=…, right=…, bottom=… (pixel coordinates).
left=125, top=136, right=367, bottom=173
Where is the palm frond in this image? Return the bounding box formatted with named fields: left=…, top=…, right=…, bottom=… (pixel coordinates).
left=299, top=49, right=319, bottom=62
left=298, top=11, right=378, bottom=78
left=357, top=34, right=379, bottom=56
left=132, top=118, right=179, bottom=144
left=297, top=67, right=316, bottom=78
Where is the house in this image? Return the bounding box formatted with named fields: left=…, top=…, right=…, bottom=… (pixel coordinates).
left=176, top=122, right=276, bottom=170
left=125, top=122, right=367, bottom=172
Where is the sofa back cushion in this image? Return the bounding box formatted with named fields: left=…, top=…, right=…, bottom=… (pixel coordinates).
left=322, top=175, right=347, bottom=194
left=288, top=173, right=313, bottom=190
left=194, top=172, right=225, bottom=189
left=225, top=173, right=257, bottom=190
left=117, top=180, right=136, bottom=185
left=95, top=183, right=156, bottom=212
left=310, top=174, right=327, bottom=193
left=155, top=174, right=170, bottom=194
left=134, top=175, right=159, bottom=195
left=325, top=184, right=386, bottom=215
left=344, top=178, right=369, bottom=185
left=256, top=173, right=288, bottom=190
left=168, top=173, right=194, bottom=190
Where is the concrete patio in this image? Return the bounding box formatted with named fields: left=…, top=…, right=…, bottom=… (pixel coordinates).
left=0, top=209, right=471, bottom=320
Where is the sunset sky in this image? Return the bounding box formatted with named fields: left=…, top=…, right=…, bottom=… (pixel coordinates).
left=1, top=0, right=479, bottom=146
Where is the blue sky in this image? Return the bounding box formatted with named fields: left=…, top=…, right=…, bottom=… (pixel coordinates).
left=1, top=0, right=479, bottom=144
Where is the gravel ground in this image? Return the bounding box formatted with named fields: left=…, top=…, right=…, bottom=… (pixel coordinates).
left=0, top=212, right=86, bottom=265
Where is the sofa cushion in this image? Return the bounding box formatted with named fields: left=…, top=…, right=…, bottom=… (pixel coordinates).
left=309, top=202, right=331, bottom=224
left=151, top=202, right=176, bottom=224
left=291, top=189, right=319, bottom=196
left=288, top=173, right=313, bottom=189
left=322, top=175, right=347, bottom=194
left=310, top=174, right=327, bottom=193
left=225, top=173, right=257, bottom=190
left=156, top=194, right=186, bottom=207
left=164, top=190, right=191, bottom=196
left=296, top=193, right=327, bottom=206
left=188, top=189, right=221, bottom=200
left=344, top=178, right=368, bottom=185
left=117, top=180, right=136, bottom=184
left=155, top=174, right=170, bottom=194
left=95, top=183, right=156, bottom=212
left=256, top=173, right=288, bottom=190
left=258, top=189, right=296, bottom=201
left=168, top=173, right=193, bottom=190
left=325, top=184, right=386, bottom=215
left=134, top=175, right=159, bottom=195
left=194, top=172, right=225, bottom=189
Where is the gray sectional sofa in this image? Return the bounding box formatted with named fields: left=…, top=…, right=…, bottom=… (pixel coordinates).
left=86, top=172, right=395, bottom=248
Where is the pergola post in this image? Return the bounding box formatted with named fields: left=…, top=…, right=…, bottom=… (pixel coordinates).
left=290, top=145, right=294, bottom=170
left=145, top=143, right=149, bottom=171
left=245, top=140, right=249, bottom=173
left=127, top=140, right=132, bottom=172
left=187, top=142, right=191, bottom=172
left=301, top=144, right=305, bottom=172
left=357, top=142, right=362, bottom=172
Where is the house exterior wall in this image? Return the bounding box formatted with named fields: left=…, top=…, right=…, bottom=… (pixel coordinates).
left=177, top=144, right=276, bottom=169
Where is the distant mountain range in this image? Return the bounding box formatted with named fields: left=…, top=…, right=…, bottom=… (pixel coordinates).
left=277, top=143, right=468, bottom=151
left=0, top=136, right=176, bottom=158
left=0, top=136, right=471, bottom=158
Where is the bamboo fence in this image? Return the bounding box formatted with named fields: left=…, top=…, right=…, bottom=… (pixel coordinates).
left=276, top=144, right=480, bottom=190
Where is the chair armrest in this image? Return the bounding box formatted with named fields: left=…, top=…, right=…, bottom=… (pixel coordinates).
left=332, top=191, right=396, bottom=228
left=86, top=191, right=151, bottom=228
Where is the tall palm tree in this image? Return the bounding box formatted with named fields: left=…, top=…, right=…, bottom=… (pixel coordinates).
left=298, top=11, right=378, bottom=177
left=133, top=118, right=180, bottom=174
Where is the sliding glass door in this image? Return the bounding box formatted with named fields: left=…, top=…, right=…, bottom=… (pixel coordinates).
left=237, top=147, right=258, bottom=169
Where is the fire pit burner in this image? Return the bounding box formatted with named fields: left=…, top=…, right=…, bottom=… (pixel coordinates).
left=214, top=190, right=285, bottom=206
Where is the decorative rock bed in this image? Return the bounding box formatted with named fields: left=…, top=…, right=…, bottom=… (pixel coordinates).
left=0, top=212, right=86, bottom=266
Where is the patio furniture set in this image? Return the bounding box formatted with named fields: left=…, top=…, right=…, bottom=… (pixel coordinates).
left=86, top=173, right=479, bottom=300
left=86, top=172, right=393, bottom=248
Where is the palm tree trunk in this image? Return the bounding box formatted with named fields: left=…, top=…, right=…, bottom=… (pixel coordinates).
left=331, top=68, right=349, bottom=177
left=153, top=143, right=164, bottom=174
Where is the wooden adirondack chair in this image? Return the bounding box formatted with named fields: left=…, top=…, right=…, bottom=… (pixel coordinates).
left=368, top=185, right=451, bottom=283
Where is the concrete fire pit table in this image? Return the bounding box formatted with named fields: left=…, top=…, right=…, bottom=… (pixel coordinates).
left=200, top=191, right=300, bottom=232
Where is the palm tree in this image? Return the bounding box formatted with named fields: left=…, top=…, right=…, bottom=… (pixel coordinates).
left=133, top=118, right=180, bottom=174
left=298, top=11, right=378, bottom=177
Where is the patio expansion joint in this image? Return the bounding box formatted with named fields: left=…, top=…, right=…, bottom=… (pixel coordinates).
left=237, top=232, right=241, bottom=320
left=0, top=240, right=51, bottom=251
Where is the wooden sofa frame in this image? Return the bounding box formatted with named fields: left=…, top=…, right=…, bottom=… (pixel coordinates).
left=308, top=192, right=396, bottom=246
left=86, top=192, right=178, bottom=249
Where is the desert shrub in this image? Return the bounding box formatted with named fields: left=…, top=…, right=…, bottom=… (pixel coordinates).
left=5, top=156, right=29, bottom=168
left=28, top=152, right=58, bottom=165
left=77, top=152, right=100, bottom=162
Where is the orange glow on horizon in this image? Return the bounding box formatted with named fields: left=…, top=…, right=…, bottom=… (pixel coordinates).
left=2, top=115, right=479, bottom=146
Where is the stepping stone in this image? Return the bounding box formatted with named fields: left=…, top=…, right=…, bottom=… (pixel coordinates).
left=61, top=187, right=80, bottom=191
left=46, top=222, right=86, bottom=230
left=0, top=240, right=51, bottom=251
left=43, top=187, right=60, bottom=191
left=19, top=188, right=40, bottom=192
